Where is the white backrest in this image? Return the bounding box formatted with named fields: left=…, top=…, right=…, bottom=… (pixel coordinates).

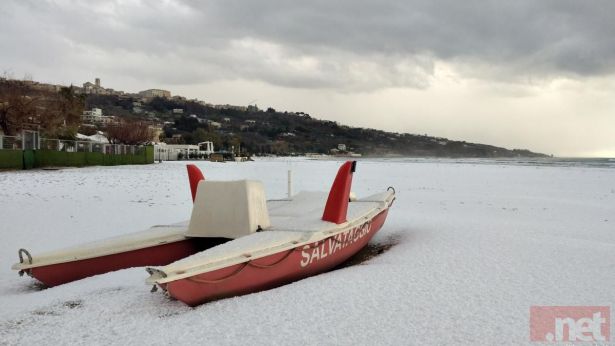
left=186, top=180, right=270, bottom=239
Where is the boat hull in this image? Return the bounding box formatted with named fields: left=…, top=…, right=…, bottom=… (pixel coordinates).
left=164, top=209, right=390, bottom=306
left=27, top=238, right=227, bottom=287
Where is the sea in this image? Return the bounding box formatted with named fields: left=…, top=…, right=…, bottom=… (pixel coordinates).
left=310, top=156, right=615, bottom=169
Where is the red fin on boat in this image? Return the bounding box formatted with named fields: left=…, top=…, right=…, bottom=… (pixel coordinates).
left=187, top=164, right=205, bottom=202
left=322, top=161, right=356, bottom=224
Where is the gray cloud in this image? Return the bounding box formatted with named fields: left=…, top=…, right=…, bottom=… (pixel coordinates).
left=2, top=0, right=615, bottom=156
left=2, top=0, right=615, bottom=90
left=197, top=1, right=615, bottom=78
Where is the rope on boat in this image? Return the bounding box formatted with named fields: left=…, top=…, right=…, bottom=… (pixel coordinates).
left=184, top=228, right=373, bottom=284
left=186, top=262, right=249, bottom=284
left=174, top=197, right=391, bottom=285
left=296, top=240, right=322, bottom=250
left=248, top=249, right=294, bottom=268
left=327, top=234, right=349, bottom=245
left=184, top=247, right=296, bottom=284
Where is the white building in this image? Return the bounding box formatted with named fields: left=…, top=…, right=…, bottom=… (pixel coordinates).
left=154, top=141, right=214, bottom=161
left=198, top=142, right=214, bottom=154
left=100, top=115, right=118, bottom=126
left=81, top=108, right=119, bottom=126
left=82, top=108, right=103, bottom=123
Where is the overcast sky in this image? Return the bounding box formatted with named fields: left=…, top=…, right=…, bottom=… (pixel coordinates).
left=2, top=0, right=615, bottom=157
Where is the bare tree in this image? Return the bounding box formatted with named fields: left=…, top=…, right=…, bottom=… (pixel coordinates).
left=41, top=86, right=84, bottom=138
left=105, top=119, right=153, bottom=145
left=0, top=80, right=38, bottom=135
left=0, top=80, right=84, bottom=137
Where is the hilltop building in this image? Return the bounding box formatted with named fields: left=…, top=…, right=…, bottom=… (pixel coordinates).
left=138, top=89, right=171, bottom=99
left=83, top=78, right=107, bottom=95
left=214, top=104, right=247, bottom=111
left=80, top=78, right=124, bottom=96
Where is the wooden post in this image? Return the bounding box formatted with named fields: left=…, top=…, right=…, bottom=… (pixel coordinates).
left=287, top=170, right=293, bottom=199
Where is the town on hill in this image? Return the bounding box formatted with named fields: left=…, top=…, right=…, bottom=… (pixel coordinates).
left=1, top=77, right=547, bottom=157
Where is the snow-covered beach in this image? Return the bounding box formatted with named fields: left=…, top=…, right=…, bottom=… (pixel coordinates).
left=1, top=158, right=613, bottom=345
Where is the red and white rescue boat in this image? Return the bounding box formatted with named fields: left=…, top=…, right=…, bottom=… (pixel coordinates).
left=11, top=165, right=228, bottom=287
left=146, top=161, right=395, bottom=306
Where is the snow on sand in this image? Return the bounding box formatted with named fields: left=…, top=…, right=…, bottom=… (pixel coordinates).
left=0, top=158, right=614, bottom=345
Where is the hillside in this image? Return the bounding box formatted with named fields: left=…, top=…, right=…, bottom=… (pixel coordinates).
left=85, top=94, right=546, bottom=157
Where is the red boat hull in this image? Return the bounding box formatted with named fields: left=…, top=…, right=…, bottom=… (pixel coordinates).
left=29, top=238, right=227, bottom=287
left=164, top=209, right=390, bottom=306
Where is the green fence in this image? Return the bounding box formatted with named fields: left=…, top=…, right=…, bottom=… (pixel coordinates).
left=23, top=150, right=35, bottom=169
left=0, top=150, right=23, bottom=169
left=0, top=146, right=154, bottom=170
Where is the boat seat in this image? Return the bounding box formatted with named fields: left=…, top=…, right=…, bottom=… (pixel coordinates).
left=186, top=180, right=271, bottom=239
left=267, top=191, right=381, bottom=232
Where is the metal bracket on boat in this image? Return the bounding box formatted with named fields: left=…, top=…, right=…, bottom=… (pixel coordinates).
left=18, top=248, right=32, bottom=265
left=146, top=267, right=167, bottom=278
left=150, top=284, right=169, bottom=294
left=146, top=268, right=167, bottom=293
left=387, top=187, right=397, bottom=207
left=17, top=248, right=33, bottom=277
